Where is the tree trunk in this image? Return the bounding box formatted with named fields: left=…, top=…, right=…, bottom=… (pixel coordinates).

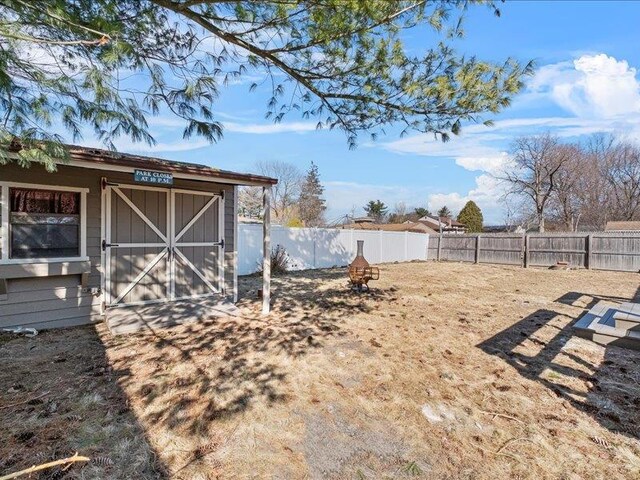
left=538, top=213, right=545, bottom=233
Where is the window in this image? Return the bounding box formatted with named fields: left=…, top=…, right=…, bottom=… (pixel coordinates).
left=9, top=188, right=81, bottom=259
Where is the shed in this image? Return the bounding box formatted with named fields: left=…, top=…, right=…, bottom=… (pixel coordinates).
left=0, top=145, right=277, bottom=333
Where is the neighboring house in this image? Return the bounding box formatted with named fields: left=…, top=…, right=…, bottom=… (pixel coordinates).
left=418, top=214, right=466, bottom=234
left=483, top=225, right=526, bottom=234
left=605, top=221, right=640, bottom=232
left=338, top=221, right=437, bottom=234
left=483, top=225, right=511, bottom=233
left=0, top=144, right=277, bottom=332
left=352, top=216, right=375, bottom=224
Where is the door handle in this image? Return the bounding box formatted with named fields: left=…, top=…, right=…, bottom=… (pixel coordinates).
left=101, top=240, right=119, bottom=251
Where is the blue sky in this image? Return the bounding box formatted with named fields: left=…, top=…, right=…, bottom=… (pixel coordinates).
left=78, top=1, right=640, bottom=224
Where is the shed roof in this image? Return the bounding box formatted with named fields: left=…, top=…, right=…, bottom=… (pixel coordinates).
left=10, top=143, right=278, bottom=186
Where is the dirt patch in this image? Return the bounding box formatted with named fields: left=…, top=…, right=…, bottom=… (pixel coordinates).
left=1, top=262, right=640, bottom=478
left=302, top=403, right=414, bottom=479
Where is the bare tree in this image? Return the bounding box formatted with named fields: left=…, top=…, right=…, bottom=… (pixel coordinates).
left=548, top=145, right=583, bottom=231
left=501, top=134, right=572, bottom=232
left=256, top=160, right=303, bottom=224
left=502, top=195, right=537, bottom=232
left=576, top=134, right=616, bottom=229
left=238, top=186, right=263, bottom=219
left=602, top=140, right=640, bottom=221
left=388, top=202, right=409, bottom=223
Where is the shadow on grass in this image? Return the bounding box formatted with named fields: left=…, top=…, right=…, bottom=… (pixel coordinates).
left=0, top=325, right=168, bottom=479
left=477, top=292, right=640, bottom=442
left=112, top=267, right=396, bottom=437
left=555, top=288, right=640, bottom=310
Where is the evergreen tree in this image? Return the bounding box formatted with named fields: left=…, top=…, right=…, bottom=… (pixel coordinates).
left=299, top=162, right=326, bottom=227
left=437, top=206, right=452, bottom=218
left=364, top=200, right=388, bottom=223
left=0, top=1, right=531, bottom=170
left=457, top=201, right=484, bottom=232
left=414, top=207, right=430, bottom=218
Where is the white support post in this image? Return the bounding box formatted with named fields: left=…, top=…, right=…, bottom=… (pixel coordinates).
left=233, top=186, right=239, bottom=302
left=0, top=183, right=8, bottom=261
left=169, top=189, right=175, bottom=300
left=104, top=186, right=112, bottom=306
left=262, top=186, right=272, bottom=315
left=218, top=192, right=225, bottom=296
left=99, top=180, right=106, bottom=311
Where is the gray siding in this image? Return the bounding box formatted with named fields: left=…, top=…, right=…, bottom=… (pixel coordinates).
left=0, top=163, right=237, bottom=330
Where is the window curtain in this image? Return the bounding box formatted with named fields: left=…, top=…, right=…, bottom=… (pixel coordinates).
left=10, top=188, right=80, bottom=214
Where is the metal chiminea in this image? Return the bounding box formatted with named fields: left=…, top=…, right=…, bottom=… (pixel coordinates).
left=348, top=240, right=379, bottom=291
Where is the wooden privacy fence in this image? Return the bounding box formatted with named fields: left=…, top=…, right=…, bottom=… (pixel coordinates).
left=428, top=232, right=640, bottom=272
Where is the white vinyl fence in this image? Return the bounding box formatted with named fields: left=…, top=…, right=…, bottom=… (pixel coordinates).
left=237, top=225, right=429, bottom=275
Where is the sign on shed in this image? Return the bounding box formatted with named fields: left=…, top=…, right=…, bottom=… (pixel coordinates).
left=134, top=169, right=173, bottom=185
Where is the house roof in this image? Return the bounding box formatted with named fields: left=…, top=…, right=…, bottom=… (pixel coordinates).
left=9, top=143, right=278, bottom=186
left=418, top=214, right=466, bottom=227
left=339, top=221, right=437, bottom=234
left=440, top=216, right=466, bottom=227
left=605, top=221, right=640, bottom=231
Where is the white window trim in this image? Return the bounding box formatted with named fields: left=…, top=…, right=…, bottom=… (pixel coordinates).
left=0, top=181, right=89, bottom=265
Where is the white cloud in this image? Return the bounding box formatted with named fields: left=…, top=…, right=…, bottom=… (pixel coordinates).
left=468, top=174, right=506, bottom=209
left=380, top=114, right=640, bottom=160
left=428, top=174, right=506, bottom=222
left=428, top=192, right=467, bottom=215
left=530, top=54, right=640, bottom=118
left=79, top=136, right=211, bottom=153
left=455, top=153, right=510, bottom=175
left=381, top=53, right=640, bottom=161
left=224, top=121, right=318, bottom=134
left=146, top=116, right=185, bottom=128
left=146, top=110, right=260, bottom=129
left=378, top=130, right=504, bottom=158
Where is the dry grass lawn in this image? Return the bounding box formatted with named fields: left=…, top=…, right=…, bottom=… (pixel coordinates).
left=1, top=262, right=640, bottom=479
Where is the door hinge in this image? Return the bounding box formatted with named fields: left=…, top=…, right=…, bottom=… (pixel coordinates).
left=220, top=238, right=225, bottom=249
left=220, top=190, right=225, bottom=200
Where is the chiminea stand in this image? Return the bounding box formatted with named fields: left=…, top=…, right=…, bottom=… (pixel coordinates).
left=348, top=240, right=380, bottom=292
left=348, top=266, right=380, bottom=292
